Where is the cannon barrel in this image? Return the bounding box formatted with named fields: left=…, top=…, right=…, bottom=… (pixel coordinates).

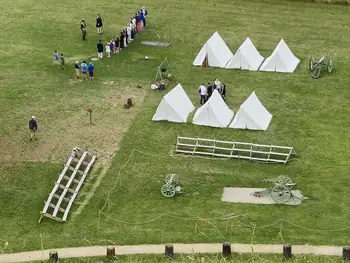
left=317, top=56, right=325, bottom=64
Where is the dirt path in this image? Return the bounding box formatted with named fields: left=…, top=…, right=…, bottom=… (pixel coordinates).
left=0, top=243, right=343, bottom=262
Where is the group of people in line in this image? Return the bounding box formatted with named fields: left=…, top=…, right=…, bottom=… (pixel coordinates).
left=74, top=60, right=95, bottom=80
left=198, top=79, right=227, bottom=105
left=96, top=7, right=148, bottom=58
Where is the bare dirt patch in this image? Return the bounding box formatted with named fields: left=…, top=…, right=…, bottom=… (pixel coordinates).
left=0, top=83, right=148, bottom=164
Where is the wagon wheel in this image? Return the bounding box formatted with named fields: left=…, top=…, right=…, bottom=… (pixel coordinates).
left=309, top=56, right=316, bottom=72
left=165, top=173, right=179, bottom=185
left=327, top=58, right=333, bottom=73
left=161, top=184, right=176, bottom=197
left=271, top=184, right=291, bottom=203
left=275, top=175, right=293, bottom=186
left=312, top=64, right=321, bottom=79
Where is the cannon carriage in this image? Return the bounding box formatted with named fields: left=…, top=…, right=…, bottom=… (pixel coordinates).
left=252, top=175, right=298, bottom=204
left=161, top=174, right=182, bottom=198
left=309, top=56, right=333, bottom=79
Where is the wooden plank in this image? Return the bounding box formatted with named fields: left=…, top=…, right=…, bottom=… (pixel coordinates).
left=73, top=158, right=89, bottom=166
left=63, top=175, right=80, bottom=184
left=62, top=154, right=97, bottom=222
left=45, top=202, right=65, bottom=213
left=53, top=152, right=87, bottom=217
left=58, top=184, right=76, bottom=194
left=41, top=213, right=63, bottom=222
left=53, top=194, right=70, bottom=202
left=68, top=166, right=84, bottom=174
left=41, top=149, right=77, bottom=215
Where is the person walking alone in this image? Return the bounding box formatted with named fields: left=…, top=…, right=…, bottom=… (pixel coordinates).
left=96, top=14, right=103, bottom=34
left=81, top=19, right=87, bottom=40
left=29, top=116, right=38, bottom=141
left=97, top=40, right=103, bottom=59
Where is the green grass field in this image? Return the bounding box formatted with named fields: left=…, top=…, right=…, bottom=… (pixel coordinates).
left=1, top=0, right=350, bottom=256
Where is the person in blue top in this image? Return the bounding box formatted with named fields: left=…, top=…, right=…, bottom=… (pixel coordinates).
left=139, top=10, right=144, bottom=29
left=88, top=62, right=95, bottom=81
left=29, top=116, right=38, bottom=141
left=53, top=50, right=60, bottom=69
left=80, top=60, right=88, bottom=80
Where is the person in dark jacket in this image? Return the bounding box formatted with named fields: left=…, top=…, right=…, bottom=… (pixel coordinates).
left=96, top=14, right=103, bottom=34
left=115, top=37, right=120, bottom=52
left=120, top=31, right=124, bottom=49
left=29, top=116, right=38, bottom=141
left=81, top=19, right=87, bottom=40
left=206, top=82, right=213, bottom=102
left=221, top=83, right=226, bottom=101
left=97, top=40, right=104, bottom=59
left=88, top=62, right=95, bottom=81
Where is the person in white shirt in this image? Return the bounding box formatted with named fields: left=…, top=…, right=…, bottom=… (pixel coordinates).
left=198, top=84, right=207, bottom=105
left=127, top=25, right=131, bottom=43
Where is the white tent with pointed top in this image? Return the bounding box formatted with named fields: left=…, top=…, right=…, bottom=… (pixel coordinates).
left=259, top=39, right=300, bottom=73
left=192, top=32, right=233, bottom=68
left=225, top=37, right=264, bottom=71
left=152, top=83, right=195, bottom=123
left=229, top=91, right=272, bottom=131
left=192, top=89, right=234, bottom=128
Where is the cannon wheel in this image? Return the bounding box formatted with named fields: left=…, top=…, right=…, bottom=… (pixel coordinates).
left=309, top=56, right=316, bottom=72
left=161, top=184, right=176, bottom=197
left=327, top=58, right=333, bottom=73
left=312, top=64, right=322, bottom=79
left=275, top=175, right=293, bottom=186
left=165, top=173, right=179, bottom=185
left=271, top=184, right=291, bottom=203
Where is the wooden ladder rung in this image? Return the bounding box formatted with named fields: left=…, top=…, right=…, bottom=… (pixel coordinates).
left=45, top=202, right=65, bottom=213
left=68, top=166, right=84, bottom=174
left=63, top=175, right=80, bottom=184
left=53, top=194, right=71, bottom=202
left=58, top=184, right=76, bottom=194
left=73, top=158, right=89, bottom=166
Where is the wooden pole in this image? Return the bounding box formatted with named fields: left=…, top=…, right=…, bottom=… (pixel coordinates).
left=343, top=247, right=350, bottom=260
left=106, top=247, right=116, bottom=259
left=165, top=244, right=174, bottom=258
left=87, top=108, right=92, bottom=124
left=283, top=244, right=292, bottom=260
left=222, top=242, right=231, bottom=257
left=49, top=251, right=58, bottom=263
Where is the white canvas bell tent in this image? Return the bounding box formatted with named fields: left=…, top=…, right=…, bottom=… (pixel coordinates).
left=225, top=37, right=264, bottom=71
left=259, top=39, right=300, bottom=73
left=152, top=84, right=195, bottom=123
left=192, top=89, right=234, bottom=128
left=192, top=32, right=233, bottom=68
left=229, top=91, right=272, bottom=131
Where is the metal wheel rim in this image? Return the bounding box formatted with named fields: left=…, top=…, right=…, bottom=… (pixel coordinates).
left=271, top=184, right=291, bottom=203
left=275, top=175, right=293, bottom=185
left=309, top=56, right=315, bottom=72
left=327, top=58, right=333, bottom=73
left=161, top=184, right=176, bottom=197
left=165, top=173, right=179, bottom=185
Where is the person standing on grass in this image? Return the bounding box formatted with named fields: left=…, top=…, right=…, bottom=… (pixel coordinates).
left=136, top=12, right=141, bottom=32
left=88, top=62, right=94, bottom=81
left=123, top=29, right=127, bottom=47
left=127, top=24, right=131, bottom=44
left=96, top=13, right=103, bottom=34
left=74, top=60, right=80, bottom=79
left=80, top=60, right=88, bottom=80
left=132, top=15, right=137, bottom=36
left=206, top=82, right=213, bottom=102
left=139, top=10, right=144, bottom=29
left=106, top=42, right=111, bottom=57
left=109, top=40, right=114, bottom=54
left=119, top=31, right=124, bottom=49
left=220, top=83, right=226, bottom=101
left=81, top=19, right=87, bottom=40
left=115, top=37, right=120, bottom=52
left=53, top=50, right=60, bottom=69
left=29, top=116, right=38, bottom=141
left=97, top=40, right=104, bottom=59
left=60, top=54, right=65, bottom=70
left=198, top=84, right=207, bottom=106
left=141, top=7, right=147, bottom=27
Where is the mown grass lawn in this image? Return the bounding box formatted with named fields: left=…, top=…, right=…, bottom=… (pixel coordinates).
left=1, top=0, right=350, bottom=254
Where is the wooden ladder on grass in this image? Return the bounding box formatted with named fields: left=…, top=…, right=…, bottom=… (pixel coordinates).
left=39, top=147, right=97, bottom=223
